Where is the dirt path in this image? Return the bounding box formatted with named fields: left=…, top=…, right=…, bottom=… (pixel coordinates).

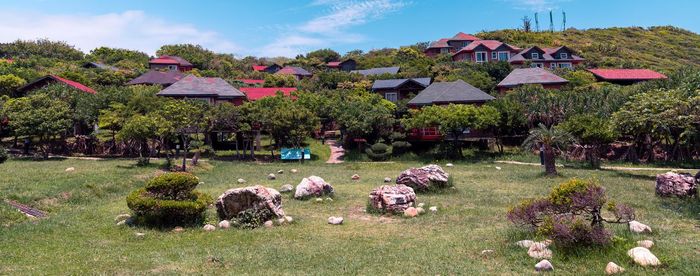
left=494, top=160, right=693, bottom=172
left=326, top=140, right=345, bottom=164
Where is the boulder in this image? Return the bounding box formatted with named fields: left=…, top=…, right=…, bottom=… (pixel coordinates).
left=535, top=260, right=553, bottom=272
left=384, top=177, right=392, bottom=183
left=396, top=164, right=449, bottom=191
left=328, top=216, right=344, bottom=225
left=203, top=224, right=216, bottom=231
left=637, top=240, right=654, bottom=249
left=516, top=240, right=534, bottom=248
left=605, top=262, right=625, bottom=275
left=629, top=220, right=652, bottom=234
left=404, top=207, right=419, bottom=217
left=215, top=185, right=285, bottom=221
left=528, top=242, right=552, bottom=259
left=279, top=184, right=294, bottom=193
left=294, top=176, right=334, bottom=199
left=351, top=174, right=360, bottom=180
left=655, top=172, right=697, bottom=197
left=267, top=173, right=276, bottom=180
left=368, top=184, right=417, bottom=213
left=627, top=247, right=661, bottom=267
left=218, top=220, right=230, bottom=229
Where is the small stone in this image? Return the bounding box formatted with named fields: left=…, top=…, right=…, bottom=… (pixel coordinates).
left=535, top=260, right=553, bottom=272
left=328, top=216, right=344, bottom=225
left=528, top=242, right=552, bottom=259
left=384, top=177, right=392, bottom=183
left=284, top=216, right=293, bottom=223
left=445, top=163, right=454, bottom=167
left=237, top=178, right=246, bottom=184
left=263, top=220, right=274, bottom=228
left=403, top=207, right=419, bottom=217
left=115, top=214, right=131, bottom=222
left=416, top=207, right=425, bottom=214
left=290, top=169, right=298, bottom=173
left=277, top=170, right=284, bottom=174
left=218, top=220, right=230, bottom=229
left=279, top=184, right=294, bottom=193
left=637, top=240, right=654, bottom=249
left=277, top=218, right=286, bottom=225
left=605, top=262, right=625, bottom=275
left=116, top=220, right=127, bottom=226
left=629, top=220, right=652, bottom=234
left=135, top=232, right=146, bottom=238
left=417, top=203, right=425, bottom=208
left=203, top=224, right=216, bottom=231
left=516, top=240, right=534, bottom=248
left=351, top=174, right=360, bottom=180
left=268, top=173, right=276, bottom=180
left=481, top=249, right=494, bottom=256
left=315, top=198, right=324, bottom=203
left=495, top=166, right=502, bottom=170
left=65, top=167, right=75, bottom=172
left=429, top=206, right=438, bottom=212
left=627, top=247, right=661, bottom=267
left=172, top=226, right=185, bottom=233
left=325, top=197, right=333, bottom=202
left=542, top=239, right=553, bottom=247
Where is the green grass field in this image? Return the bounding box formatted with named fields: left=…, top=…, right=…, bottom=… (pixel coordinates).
left=1, top=157, right=699, bottom=275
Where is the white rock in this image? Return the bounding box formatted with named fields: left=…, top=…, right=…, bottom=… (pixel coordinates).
left=429, top=206, right=438, bottom=212
left=416, top=207, right=425, bottom=214
left=115, top=214, right=131, bottom=222
left=351, top=174, right=360, bottom=180
left=629, top=220, right=652, bottom=233
left=384, top=177, right=392, bottom=183
left=290, top=169, right=298, bottom=173
left=528, top=242, right=552, bottom=259
left=516, top=240, right=534, bottom=248
left=65, top=167, right=75, bottom=172
left=267, top=173, right=276, bottom=180
left=277, top=170, right=284, bottom=174
left=627, top=247, right=661, bottom=267
left=446, top=163, right=454, bottom=167
left=203, top=224, right=216, bottom=231
left=417, top=203, right=425, bottom=208
left=535, top=260, right=553, bottom=272
left=328, top=216, right=344, bottom=225
left=284, top=216, right=293, bottom=223
left=314, top=198, right=324, bottom=203
left=605, top=262, right=625, bottom=275
left=116, top=220, right=127, bottom=226
left=637, top=240, right=654, bottom=249
left=277, top=218, right=286, bottom=225
left=237, top=178, right=246, bottom=184
left=325, top=197, right=333, bottom=202
left=218, top=220, right=230, bottom=229
left=172, top=226, right=184, bottom=233
left=263, top=220, right=274, bottom=228
left=135, top=232, right=146, bottom=238
left=403, top=207, right=419, bottom=217
left=481, top=249, right=494, bottom=255
left=495, top=166, right=502, bottom=170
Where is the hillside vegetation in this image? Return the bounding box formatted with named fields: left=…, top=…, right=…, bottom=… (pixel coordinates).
left=478, top=26, right=700, bottom=72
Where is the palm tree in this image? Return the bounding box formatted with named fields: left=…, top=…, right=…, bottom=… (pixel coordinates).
left=523, top=124, right=574, bottom=175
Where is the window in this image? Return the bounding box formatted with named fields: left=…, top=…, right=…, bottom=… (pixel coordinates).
left=168, top=65, right=178, bottom=71
left=550, top=63, right=557, bottom=69
left=560, top=53, right=568, bottom=59
left=385, top=92, right=398, bottom=103
left=531, top=53, right=540, bottom=59
left=558, top=63, right=573, bottom=69
left=531, top=63, right=543, bottom=68
left=475, top=52, right=487, bottom=63
left=498, top=51, right=510, bottom=61
left=491, top=52, right=497, bottom=60
left=440, top=48, right=449, bottom=54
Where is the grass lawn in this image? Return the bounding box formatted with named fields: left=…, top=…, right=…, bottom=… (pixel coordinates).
left=0, top=158, right=699, bottom=274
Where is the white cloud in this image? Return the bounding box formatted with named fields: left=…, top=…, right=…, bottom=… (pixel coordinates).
left=0, top=10, right=241, bottom=56
left=257, top=0, right=407, bottom=57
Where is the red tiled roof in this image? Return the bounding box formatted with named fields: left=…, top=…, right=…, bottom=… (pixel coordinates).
left=276, top=66, right=312, bottom=76
left=327, top=61, right=342, bottom=67
left=149, top=55, right=192, bottom=66
left=51, top=75, right=96, bottom=94
left=18, top=75, right=96, bottom=94
left=427, top=38, right=450, bottom=49
left=239, top=87, right=297, bottom=101
left=451, top=32, right=480, bottom=41
left=237, top=79, right=265, bottom=85
left=587, top=69, right=667, bottom=80
left=252, top=65, right=268, bottom=71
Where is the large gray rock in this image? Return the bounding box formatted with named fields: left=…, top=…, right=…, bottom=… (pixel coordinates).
left=215, top=185, right=285, bottom=221
left=368, top=184, right=416, bottom=213
left=655, top=172, right=697, bottom=197
left=396, top=164, right=449, bottom=191
left=294, top=176, right=334, bottom=199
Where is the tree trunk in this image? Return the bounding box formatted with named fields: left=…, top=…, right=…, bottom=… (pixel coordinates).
left=543, top=144, right=557, bottom=175
left=181, top=134, right=188, bottom=172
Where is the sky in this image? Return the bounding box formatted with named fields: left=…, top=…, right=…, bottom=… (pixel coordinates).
left=0, top=0, right=698, bottom=58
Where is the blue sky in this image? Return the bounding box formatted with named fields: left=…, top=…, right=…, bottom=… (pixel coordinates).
left=0, top=0, right=698, bottom=57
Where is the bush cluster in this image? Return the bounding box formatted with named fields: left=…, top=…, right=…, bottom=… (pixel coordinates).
left=391, top=141, right=411, bottom=156
left=366, top=142, right=391, bottom=161
left=235, top=208, right=273, bottom=229
left=507, top=178, right=635, bottom=248
left=126, top=172, right=212, bottom=226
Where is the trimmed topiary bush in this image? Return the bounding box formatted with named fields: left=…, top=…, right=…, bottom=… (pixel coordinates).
left=366, top=142, right=391, bottom=161
left=391, top=141, right=411, bottom=156
left=126, top=172, right=212, bottom=226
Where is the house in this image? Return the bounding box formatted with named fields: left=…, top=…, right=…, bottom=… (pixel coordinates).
left=17, top=75, right=96, bottom=95
left=408, top=80, right=494, bottom=107
left=275, top=66, right=312, bottom=80
left=452, top=40, right=521, bottom=63
left=424, top=32, right=481, bottom=57
left=587, top=69, right=668, bottom=85
left=126, top=70, right=184, bottom=87
left=371, top=78, right=431, bottom=103
left=351, top=66, right=400, bottom=77
left=157, top=75, right=246, bottom=105
left=509, top=46, right=585, bottom=69
left=497, top=68, right=569, bottom=92
left=252, top=64, right=282, bottom=73
left=82, top=62, right=119, bottom=71
left=239, top=87, right=297, bottom=101
left=148, top=55, right=193, bottom=72
left=326, top=59, right=357, bottom=71
left=236, top=79, right=265, bottom=86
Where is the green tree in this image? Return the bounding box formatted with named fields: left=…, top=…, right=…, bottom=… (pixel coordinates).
left=4, top=94, right=72, bottom=159
left=156, top=44, right=216, bottom=69
left=117, top=115, right=158, bottom=165
left=487, top=98, right=528, bottom=153
left=560, top=114, right=617, bottom=168
left=522, top=124, right=574, bottom=176
left=0, top=74, right=26, bottom=96
left=306, top=48, right=341, bottom=63
left=155, top=99, right=207, bottom=171
left=87, top=46, right=149, bottom=66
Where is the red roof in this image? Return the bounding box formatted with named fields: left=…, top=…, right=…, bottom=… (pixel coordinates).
left=451, top=32, right=480, bottom=41
left=237, top=79, right=265, bottom=85
left=427, top=38, right=450, bottom=49
left=327, top=61, right=342, bottom=67
left=149, top=55, right=192, bottom=66
left=51, top=75, right=96, bottom=94
left=587, top=69, right=667, bottom=80
left=252, top=65, right=268, bottom=71
left=239, top=87, right=297, bottom=101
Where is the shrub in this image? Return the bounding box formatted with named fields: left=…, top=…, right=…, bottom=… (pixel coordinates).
left=0, top=146, right=8, bottom=164
left=366, top=142, right=391, bottom=161
left=235, top=208, right=273, bottom=229
left=507, top=178, right=635, bottom=248
left=391, top=141, right=412, bottom=156
left=126, top=172, right=212, bottom=226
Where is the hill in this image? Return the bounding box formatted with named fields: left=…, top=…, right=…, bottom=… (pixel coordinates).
left=477, top=26, right=700, bottom=72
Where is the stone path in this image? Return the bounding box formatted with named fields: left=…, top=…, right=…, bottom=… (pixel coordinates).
left=326, top=140, right=345, bottom=164
left=495, top=160, right=692, bottom=171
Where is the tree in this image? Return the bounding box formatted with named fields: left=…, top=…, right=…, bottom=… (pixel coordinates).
left=98, top=103, right=127, bottom=152
left=305, top=48, right=341, bottom=63
left=522, top=124, right=574, bottom=175
left=87, top=46, right=149, bottom=67
left=330, top=90, right=396, bottom=144
left=117, top=115, right=158, bottom=165
left=4, top=94, right=72, bottom=159
left=403, top=104, right=500, bottom=158
left=560, top=114, right=617, bottom=168
left=156, top=44, right=216, bottom=69
left=487, top=98, right=528, bottom=153
left=0, top=74, right=26, bottom=96
left=155, top=99, right=207, bottom=171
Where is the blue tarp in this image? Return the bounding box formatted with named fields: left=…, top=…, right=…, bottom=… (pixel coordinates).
left=280, top=148, right=311, bottom=160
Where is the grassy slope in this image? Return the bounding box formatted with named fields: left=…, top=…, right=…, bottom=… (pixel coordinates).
left=1, top=158, right=698, bottom=274
left=477, top=26, right=700, bottom=72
